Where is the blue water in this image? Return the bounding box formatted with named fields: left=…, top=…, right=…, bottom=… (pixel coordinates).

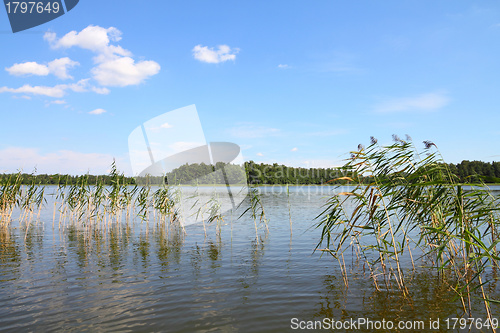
left=0, top=186, right=499, bottom=332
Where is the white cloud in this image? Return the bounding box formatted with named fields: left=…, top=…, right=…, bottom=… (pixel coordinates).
left=192, top=44, right=239, bottom=64
left=91, top=57, right=160, bottom=87
left=1, top=25, right=158, bottom=103
left=291, top=147, right=298, bottom=152
left=45, top=25, right=160, bottom=87
left=374, top=92, right=450, bottom=113
left=90, top=86, right=111, bottom=94
left=0, top=79, right=109, bottom=98
left=44, top=26, right=130, bottom=60
left=0, top=84, right=67, bottom=98
left=6, top=62, right=49, bottom=76
left=45, top=99, right=66, bottom=107
left=66, top=79, right=89, bottom=92
left=6, top=57, right=79, bottom=79
left=89, top=108, right=106, bottom=115
left=278, top=64, right=290, bottom=69
left=256, top=152, right=264, bottom=157
left=47, top=57, right=79, bottom=79
left=229, top=124, right=281, bottom=138
left=145, top=122, right=175, bottom=132
left=0, top=146, right=130, bottom=175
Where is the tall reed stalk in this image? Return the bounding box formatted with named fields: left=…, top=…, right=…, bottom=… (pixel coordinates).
left=207, top=189, right=224, bottom=238
left=317, top=136, right=500, bottom=319
left=0, top=172, right=22, bottom=225
left=286, top=184, right=292, bottom=236
left=239, top=187, right=269, bottom=239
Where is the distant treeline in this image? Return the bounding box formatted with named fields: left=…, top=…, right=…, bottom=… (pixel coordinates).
left=1, top=160, right=499, bottom=185
left=166, top=162, right=246, bottom=185
left=0, top=173, right=137, bottom=186
left=244, top=160, right=500, bottom=184
left=448, top=160, right=500, bottom=183
left=244, top=161, right=340, bottom=185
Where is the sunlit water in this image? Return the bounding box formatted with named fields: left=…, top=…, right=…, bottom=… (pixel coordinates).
left=1, top=186, right=499, bottom=332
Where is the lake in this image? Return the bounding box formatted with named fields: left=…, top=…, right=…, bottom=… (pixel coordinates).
left=1, top=185, right=499, bottom=332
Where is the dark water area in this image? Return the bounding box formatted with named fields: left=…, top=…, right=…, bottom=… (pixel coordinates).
left=1, top=186, right=499, bottom=332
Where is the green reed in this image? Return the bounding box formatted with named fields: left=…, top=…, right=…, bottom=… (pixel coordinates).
left=136, top=180, right=152, bottom=222
left=239, top=186, right=269, bottom=239
left=0, top=168, right=183, bottom=234
left=1, top=163, right=264, bottom=243
left=286, top=184, right=292, bottom=236
left=316, top=135, right=500, bottom=319
left=207, top=189, right=224, bottom=238
left=1, top=171, right=46, bottom=228
left=19, top=176, right=46, bottom=235
left=0, top=172, right=22, bottom=225
left=153, top=185, right=179, bottom=225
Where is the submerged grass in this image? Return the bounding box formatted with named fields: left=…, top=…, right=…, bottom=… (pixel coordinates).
left=316, top=135, right=500, bottom=320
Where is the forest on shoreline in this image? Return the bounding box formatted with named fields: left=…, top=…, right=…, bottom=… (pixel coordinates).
left=1, top=160, right=499, bottom=185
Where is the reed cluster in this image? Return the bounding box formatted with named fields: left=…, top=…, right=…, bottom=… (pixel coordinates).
left=1, top=162, right=264, bottom=243
left=1, top=162, right=182, bottom=233
left=1, top=172, right=45, bottom=227
left=316, top=136, right=500, bottom=318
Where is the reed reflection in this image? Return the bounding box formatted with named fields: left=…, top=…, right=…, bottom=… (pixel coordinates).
left=315, top=267, right=499, bottom=332
left=0, top=226, right=20, bottom=282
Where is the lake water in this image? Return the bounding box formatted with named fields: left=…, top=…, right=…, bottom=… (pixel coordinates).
left=1, top=185, right=499, bottom=332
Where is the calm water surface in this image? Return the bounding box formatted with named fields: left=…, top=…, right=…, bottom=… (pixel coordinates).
left=1, top=186, right=499, bottom=332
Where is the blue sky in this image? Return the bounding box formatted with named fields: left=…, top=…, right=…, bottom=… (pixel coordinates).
left=0, top=1, right=499, bottom=175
